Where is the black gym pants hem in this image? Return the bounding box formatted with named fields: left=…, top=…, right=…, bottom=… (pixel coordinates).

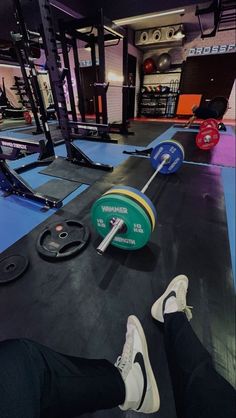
left=163, top=312, right=236, bottom=418
left=0, top=338, right=125, bottom=418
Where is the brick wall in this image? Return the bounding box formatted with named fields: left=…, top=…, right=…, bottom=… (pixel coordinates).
left=224, top=79, right=236, bottom=120
left=105, top=41, right=123, bottom=122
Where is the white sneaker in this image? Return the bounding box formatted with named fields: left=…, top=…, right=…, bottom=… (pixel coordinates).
left=115, top=315, right=160, bottom=413
left=151, top=275, right=193, bottom=322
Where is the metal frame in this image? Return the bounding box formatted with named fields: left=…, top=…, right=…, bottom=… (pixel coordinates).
left=11, top=0, right=55, bottom=161
left=196, top=0, right=236, bottom=38
left=37, top=0, right=112, bottom=170
left=58, top=10, right=132, bottom=137
left=0, top=135, right=61, bottom=208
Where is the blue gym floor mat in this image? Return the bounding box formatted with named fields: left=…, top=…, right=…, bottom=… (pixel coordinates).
left=0, top=140, right=142, bottom=253
left=222, top=167, right=236, bottom=284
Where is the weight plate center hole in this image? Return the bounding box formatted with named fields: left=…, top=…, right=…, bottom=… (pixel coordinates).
left=162, top=153, right=171, bottom=164
left=59, top=231, right=68, bottom=239
left=5, top=263, right=16, bottom=272
left=110, top=218, right=127, bottom=233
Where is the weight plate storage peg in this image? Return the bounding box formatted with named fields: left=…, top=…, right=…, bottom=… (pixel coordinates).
left=200, top=118, right=218, bottom=131
left=91, top=193, right=152, bottom=250
left=196, top=127, right=220, bottom=150
left=150, top=140, right=185, bottom=174
left=0, top=254, right=29, bottom=284
left=104, top=185, right=157, bottom=231
left=36, top=219, right=90, bottom=260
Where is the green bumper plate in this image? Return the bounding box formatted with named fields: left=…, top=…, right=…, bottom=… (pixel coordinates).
left=91, top=193, right=152, bottom=250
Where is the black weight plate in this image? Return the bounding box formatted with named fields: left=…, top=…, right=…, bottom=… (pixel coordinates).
left=0, top=254, right=29, bottom=284
left=36, top=219, right=90, bottom=261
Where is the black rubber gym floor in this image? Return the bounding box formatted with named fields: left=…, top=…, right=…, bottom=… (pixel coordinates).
left=13, top=120, right=173, bottom=147
left=40, top=157, right=108, bottom=184
left=18, top=123, right=64, bottom=144
left=0, top=118, right=28, bottom=131
left=111, top=120, right=173, bottom=146
left=0, top=157, right=234, bottom=418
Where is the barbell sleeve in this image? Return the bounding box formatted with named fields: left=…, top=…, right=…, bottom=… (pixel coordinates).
left=96, top=218, right=125, bottom=255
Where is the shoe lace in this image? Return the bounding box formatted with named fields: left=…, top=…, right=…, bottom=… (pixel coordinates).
left=178, top=283, right=193, bottom=321
left=184, top=305, right=193, bottom=321
left=115, top=332, right=133, bottom=374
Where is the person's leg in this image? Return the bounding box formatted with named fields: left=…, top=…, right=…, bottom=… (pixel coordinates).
left=0, top=338, right=125, bottom=418
left=0, top=316, right=160, bottom=418
left=164, top=312, right=236, bottom=418
left=151, top=275, right=236, bottom=418
left=116, top=315, right=160, bottom=413
left=0, top=339, right=41, bottom=418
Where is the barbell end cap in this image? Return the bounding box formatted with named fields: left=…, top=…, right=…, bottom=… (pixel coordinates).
left=96, top=247, right=105, bottom=255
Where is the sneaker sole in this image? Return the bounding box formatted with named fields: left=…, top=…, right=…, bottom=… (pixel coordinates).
left=151, top=275, right=189, bottom=322
left=128, top=315, right=160, bottom=413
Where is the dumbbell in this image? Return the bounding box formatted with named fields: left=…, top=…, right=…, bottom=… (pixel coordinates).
left=196, top=118, right=220, bottom=150
left=91, top=140, right=184, bottom=254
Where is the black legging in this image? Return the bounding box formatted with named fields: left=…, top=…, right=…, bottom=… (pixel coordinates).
left=0, top=314, right=235, bottom=418
left=0, top=339, right=125, bottom=418
left=164, top=312, right=236, bottom=418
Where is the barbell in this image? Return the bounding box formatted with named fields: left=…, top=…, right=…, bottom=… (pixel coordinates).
left=91, top=140, right=185, bottom=254
left=93, top=82, right=136, bottom=90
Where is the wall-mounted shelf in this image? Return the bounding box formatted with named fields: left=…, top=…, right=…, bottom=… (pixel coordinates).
left=139, top=63, right=183, bottom=118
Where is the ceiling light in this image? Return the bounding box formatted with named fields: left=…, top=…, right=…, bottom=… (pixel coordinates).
left=103, top=25, right=124, bottom=38
left=50, top=0, right=81, bottom=18
left=76, top=27, right=94, bottom=33
left=114, top=9, right=185, bottom=25
left=173, top=25, right=185, bottom=39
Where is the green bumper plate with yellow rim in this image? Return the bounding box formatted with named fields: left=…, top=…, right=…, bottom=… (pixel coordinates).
left=103, top=186, right=157, bottom=231
left=91, top=193, right=152, bottom=250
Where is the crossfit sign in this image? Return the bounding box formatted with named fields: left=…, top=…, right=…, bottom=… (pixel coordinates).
left=188, top=44, right=236, bottom=56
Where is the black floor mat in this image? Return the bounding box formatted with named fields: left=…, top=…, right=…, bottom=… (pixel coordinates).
left=0, top=159, right=234, bottom=418
left=172, top=130, right=235, bottom=167
left=40, top=157, right=107, bottom=184
left=18, top=124, right=64, bottom=144
left=111, top=120, right=173, bottom=146
left=9, top=121, right=172, bottom=147
left=35, top=178, right=81, bottom=201
left=173, top=123, right=200, bottom=129
left=0, top=119, right=28, bottom=131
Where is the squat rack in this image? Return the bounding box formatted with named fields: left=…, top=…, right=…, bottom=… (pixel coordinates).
left=58, top=10, right=132, bottom=138
left=11, top=0, right=55, bottom=162
left=36, top=0, right=112, bottom=170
